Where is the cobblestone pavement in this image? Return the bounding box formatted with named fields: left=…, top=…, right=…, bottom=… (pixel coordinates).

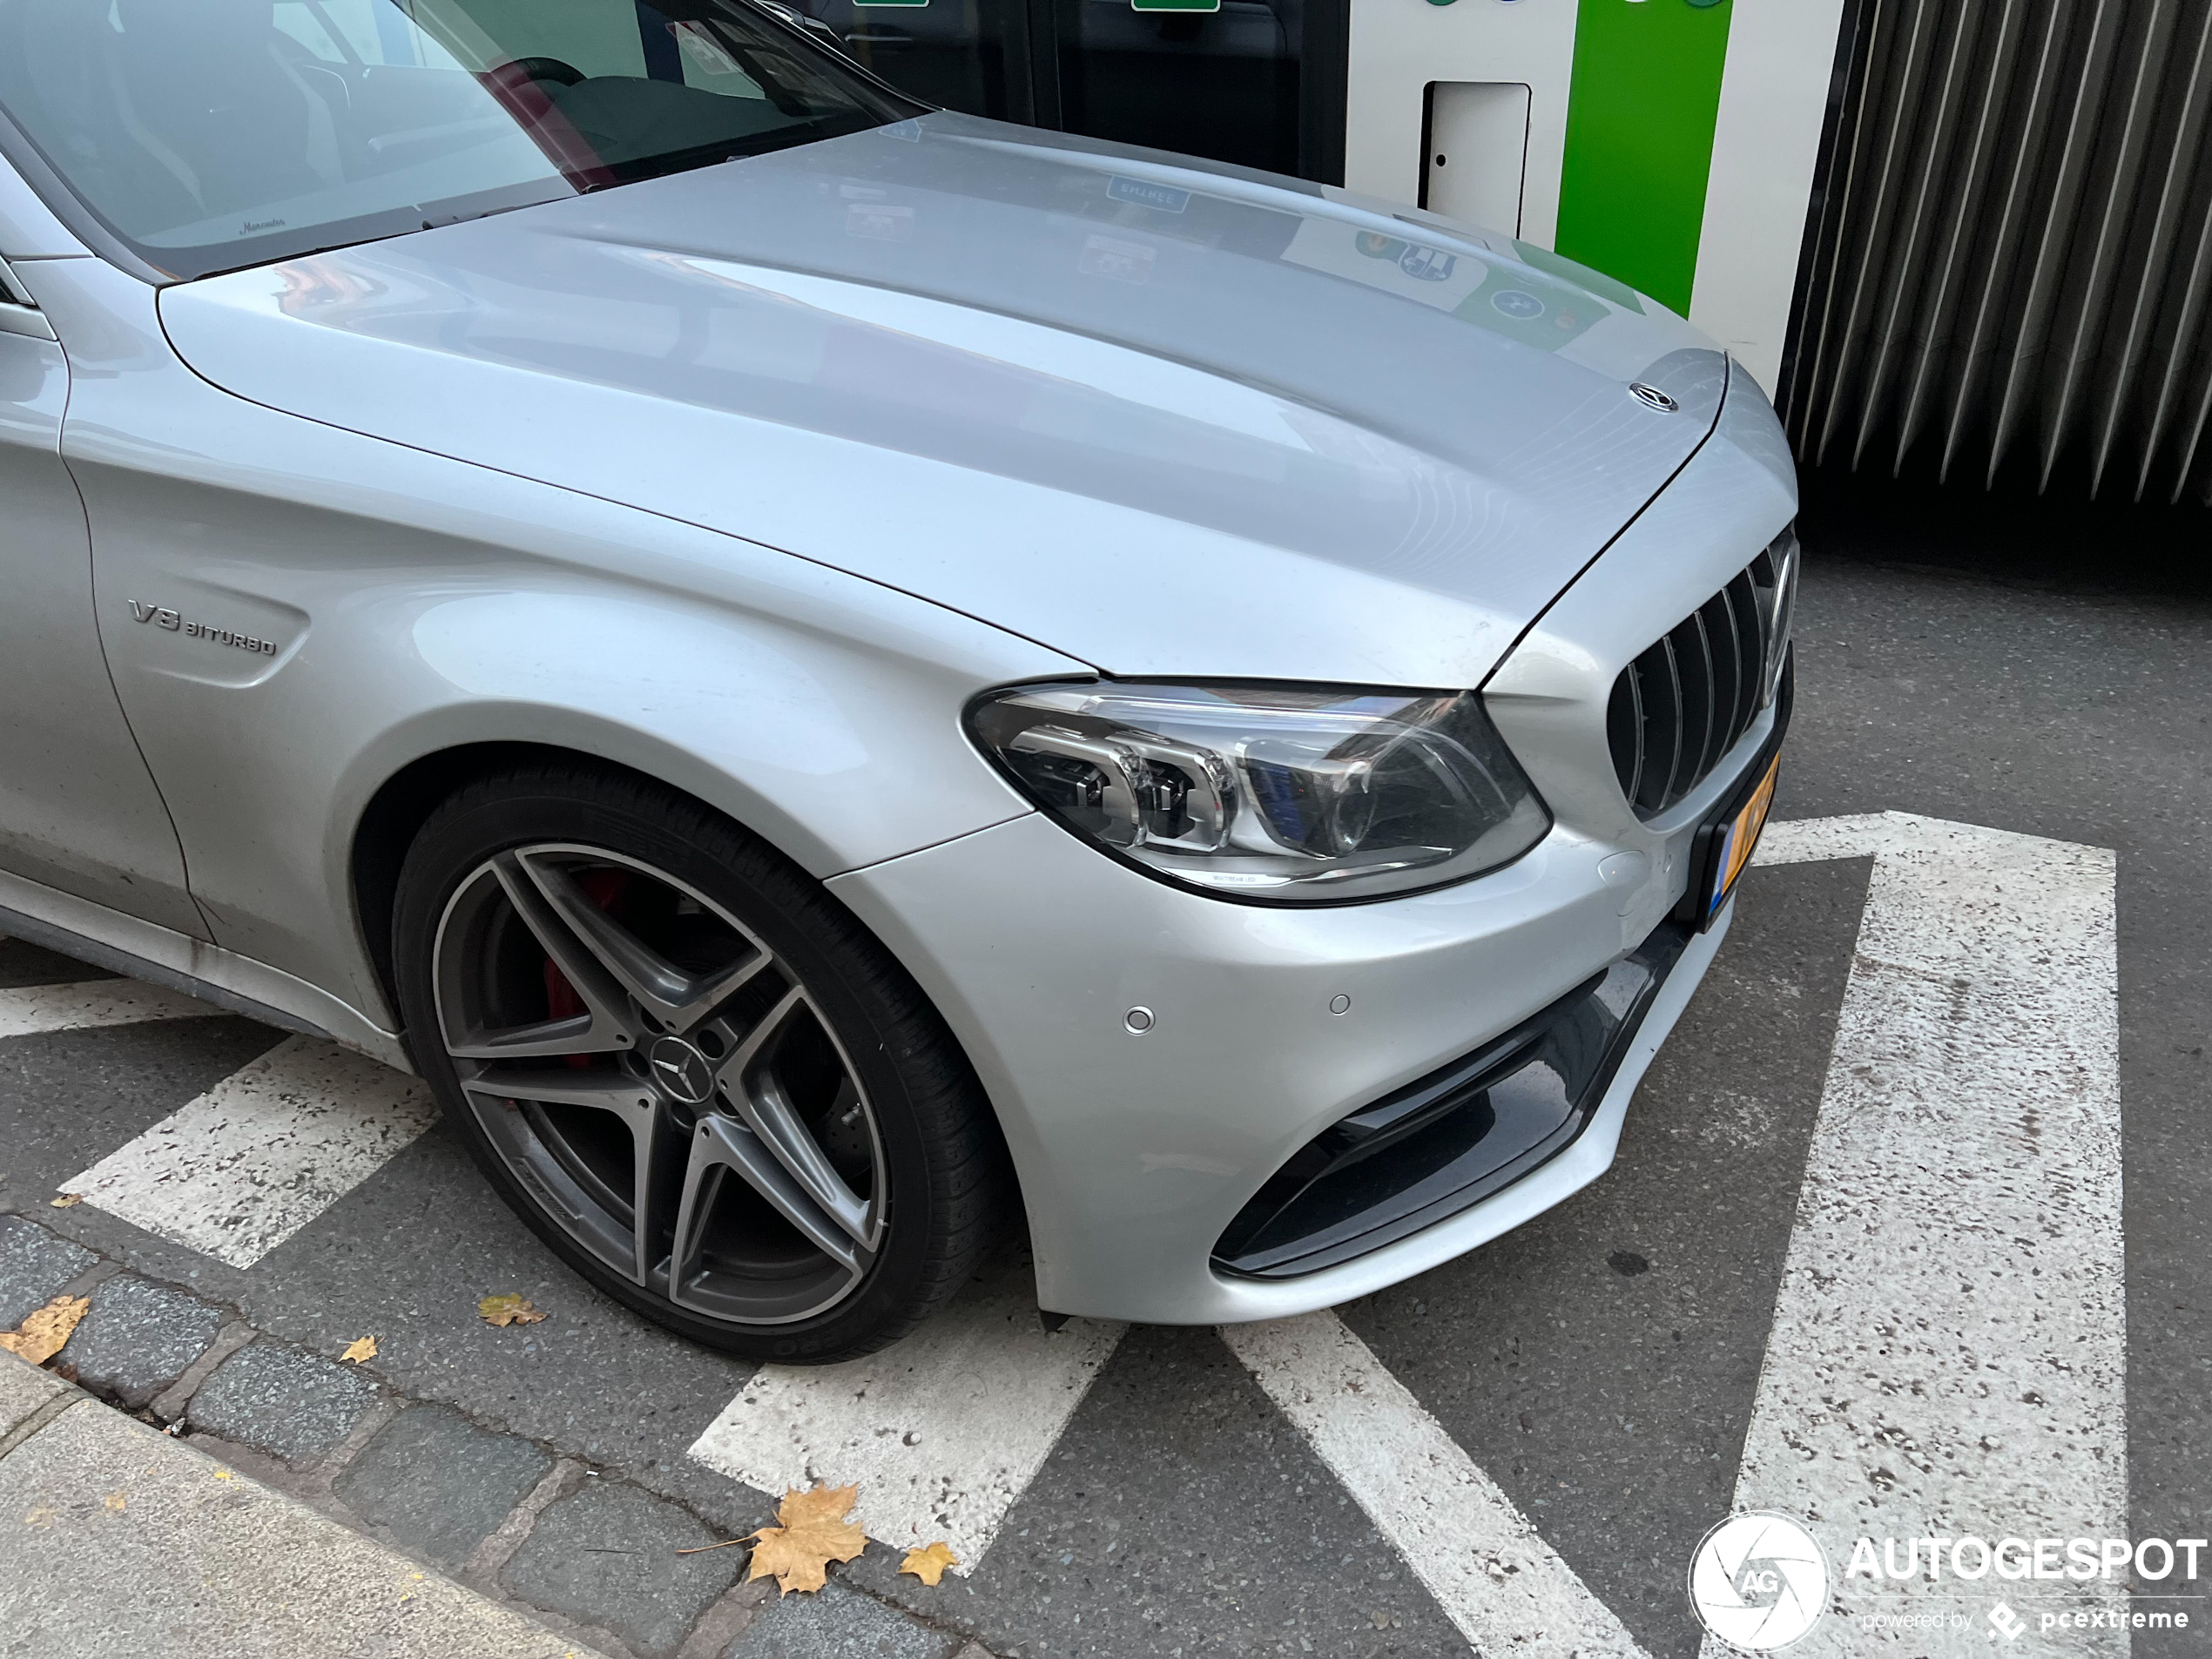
left=0, top=1194, right=999, bottom=1659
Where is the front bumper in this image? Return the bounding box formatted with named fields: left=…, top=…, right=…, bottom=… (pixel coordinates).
left=825, top=347, right=1797, bottom=1325
left=826, top=799, right=1739, bottom=1325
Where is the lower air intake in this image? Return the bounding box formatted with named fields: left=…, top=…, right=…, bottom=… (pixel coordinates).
left=1211, top=921, right=1693, bottom=1279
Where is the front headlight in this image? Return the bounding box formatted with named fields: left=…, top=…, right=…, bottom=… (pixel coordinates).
left=967, top=680, right=1552, bottom=902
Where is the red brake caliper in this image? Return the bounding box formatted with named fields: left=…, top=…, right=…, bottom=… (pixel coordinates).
left=541, top=868, right=630, bottom=1068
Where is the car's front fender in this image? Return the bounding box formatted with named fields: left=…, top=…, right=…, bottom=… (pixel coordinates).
left=35, top=257, right=1076, bottom=1030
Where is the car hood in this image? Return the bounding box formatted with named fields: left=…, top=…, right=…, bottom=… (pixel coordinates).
left=159, top=111, right=1728, bottom=688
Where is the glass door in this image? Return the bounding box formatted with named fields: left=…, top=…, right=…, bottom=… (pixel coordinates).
left=1051, top=0, right=1301, bottom=176
left=780, top=0, right=1343, bottom=180
left=782, top=0, right=1034, bottom=124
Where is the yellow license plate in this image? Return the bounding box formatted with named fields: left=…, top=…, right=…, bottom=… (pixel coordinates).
left=1703, top=753, right=1780, bottom=920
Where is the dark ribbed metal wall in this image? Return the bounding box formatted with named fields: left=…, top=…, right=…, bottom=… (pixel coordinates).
left=1785, top=0, right=2212, bottom=504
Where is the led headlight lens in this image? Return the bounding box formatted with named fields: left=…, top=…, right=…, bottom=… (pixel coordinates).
left=968, top=682, right=1551, bottom=901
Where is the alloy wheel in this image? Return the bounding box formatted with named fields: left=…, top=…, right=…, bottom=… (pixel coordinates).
left=430, top=842, right=887, bottom=1326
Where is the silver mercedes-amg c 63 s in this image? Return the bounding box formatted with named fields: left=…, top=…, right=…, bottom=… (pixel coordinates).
left=0, top=0, right=1796, bottom=1359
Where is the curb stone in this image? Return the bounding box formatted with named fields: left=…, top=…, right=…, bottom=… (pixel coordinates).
left=0, top=1209, right=999, bottom=1659
left=0, top=1347, right=610, bottom=1659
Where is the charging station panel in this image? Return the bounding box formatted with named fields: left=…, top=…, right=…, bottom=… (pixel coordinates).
left=1347, top=0, right=1846, bottom=394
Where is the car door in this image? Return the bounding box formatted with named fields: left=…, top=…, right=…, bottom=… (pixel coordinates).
left=0, top=244, right=206, bottom=938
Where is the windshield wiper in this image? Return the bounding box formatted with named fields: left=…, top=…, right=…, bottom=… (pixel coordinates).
left=420, top=192, right=574, bottom=232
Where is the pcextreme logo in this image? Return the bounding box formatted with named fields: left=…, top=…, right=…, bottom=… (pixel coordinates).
left=1689, top=1513, right=1830, bottom=1650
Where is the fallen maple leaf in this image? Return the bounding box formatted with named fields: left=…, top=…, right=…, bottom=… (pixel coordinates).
left=48, top=1194, right=82, bottom=1209
left=899, top=1541, right=959, bottom=1586
left=745, top=1484, right=867, bottom=1595
left=341, top=1336, right=379, bottom=1364
left=0, top=1296, right=90, bottom=1366
left=478, top=1294, right=547, bottom=1327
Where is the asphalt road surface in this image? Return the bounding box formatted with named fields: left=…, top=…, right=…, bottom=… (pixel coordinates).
left=3, top=493, right=2206, bottom=1659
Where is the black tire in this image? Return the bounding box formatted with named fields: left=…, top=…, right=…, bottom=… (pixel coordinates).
left=390, top=762, right=1005, bottom=1362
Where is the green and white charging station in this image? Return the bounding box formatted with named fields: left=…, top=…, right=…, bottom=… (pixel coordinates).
left=1344, top=0, right=1847, bottom=393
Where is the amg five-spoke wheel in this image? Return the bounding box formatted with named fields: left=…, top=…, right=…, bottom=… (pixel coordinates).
left=436, top=842, right=886, bottom=1324
left=393, top=766, right=1003, bottom=1360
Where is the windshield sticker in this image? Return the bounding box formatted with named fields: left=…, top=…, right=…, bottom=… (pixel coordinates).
left=1108, top=177, right=1192, bottom=214
left=670, top=21, right=747, bottom=78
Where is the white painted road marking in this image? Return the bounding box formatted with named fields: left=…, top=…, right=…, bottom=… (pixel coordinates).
left=65, top=1035, right=437, bottom=1268
left=7, top=810, right=2075, bottom=1648
left=686, top=808, right=2123, bottom=1646
left=1224, top=1311, right=1649, bottom=1657
left=0, top=978, right=224, bottom=1039
left=1714, top=812, right=2124, bottom=1656
left=689, top=1258, right=1125, bottom=1570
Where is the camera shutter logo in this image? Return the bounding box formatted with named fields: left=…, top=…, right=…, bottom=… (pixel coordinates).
left=1689, top=1513, right=1830, bottom=1650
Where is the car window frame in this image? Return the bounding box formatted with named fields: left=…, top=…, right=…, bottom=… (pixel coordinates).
left=0, top=0, right=928, bottom=287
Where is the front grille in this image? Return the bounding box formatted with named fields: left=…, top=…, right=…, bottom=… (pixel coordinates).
left=1607, top=528, right=1797, bottom=819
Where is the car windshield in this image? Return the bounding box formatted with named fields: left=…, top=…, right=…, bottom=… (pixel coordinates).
left=0, top=0, right=921, bottom=280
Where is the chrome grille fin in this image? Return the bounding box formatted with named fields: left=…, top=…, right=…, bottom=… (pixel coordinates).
left=1606, top=527, right=1797, bottom=819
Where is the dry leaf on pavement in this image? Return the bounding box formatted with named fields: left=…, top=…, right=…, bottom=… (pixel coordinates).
left=341, top=1336, right=379, bottom=1364
left=745, top=1484, right=867, bottom=1595
left=899, top=1541, right=959, bottom=1586
left=0, top=1296, right=90, bottom=1366
left=47, top=1194, right=82, bottom=1209
left=478, top=1294, right=547, bottom=1327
